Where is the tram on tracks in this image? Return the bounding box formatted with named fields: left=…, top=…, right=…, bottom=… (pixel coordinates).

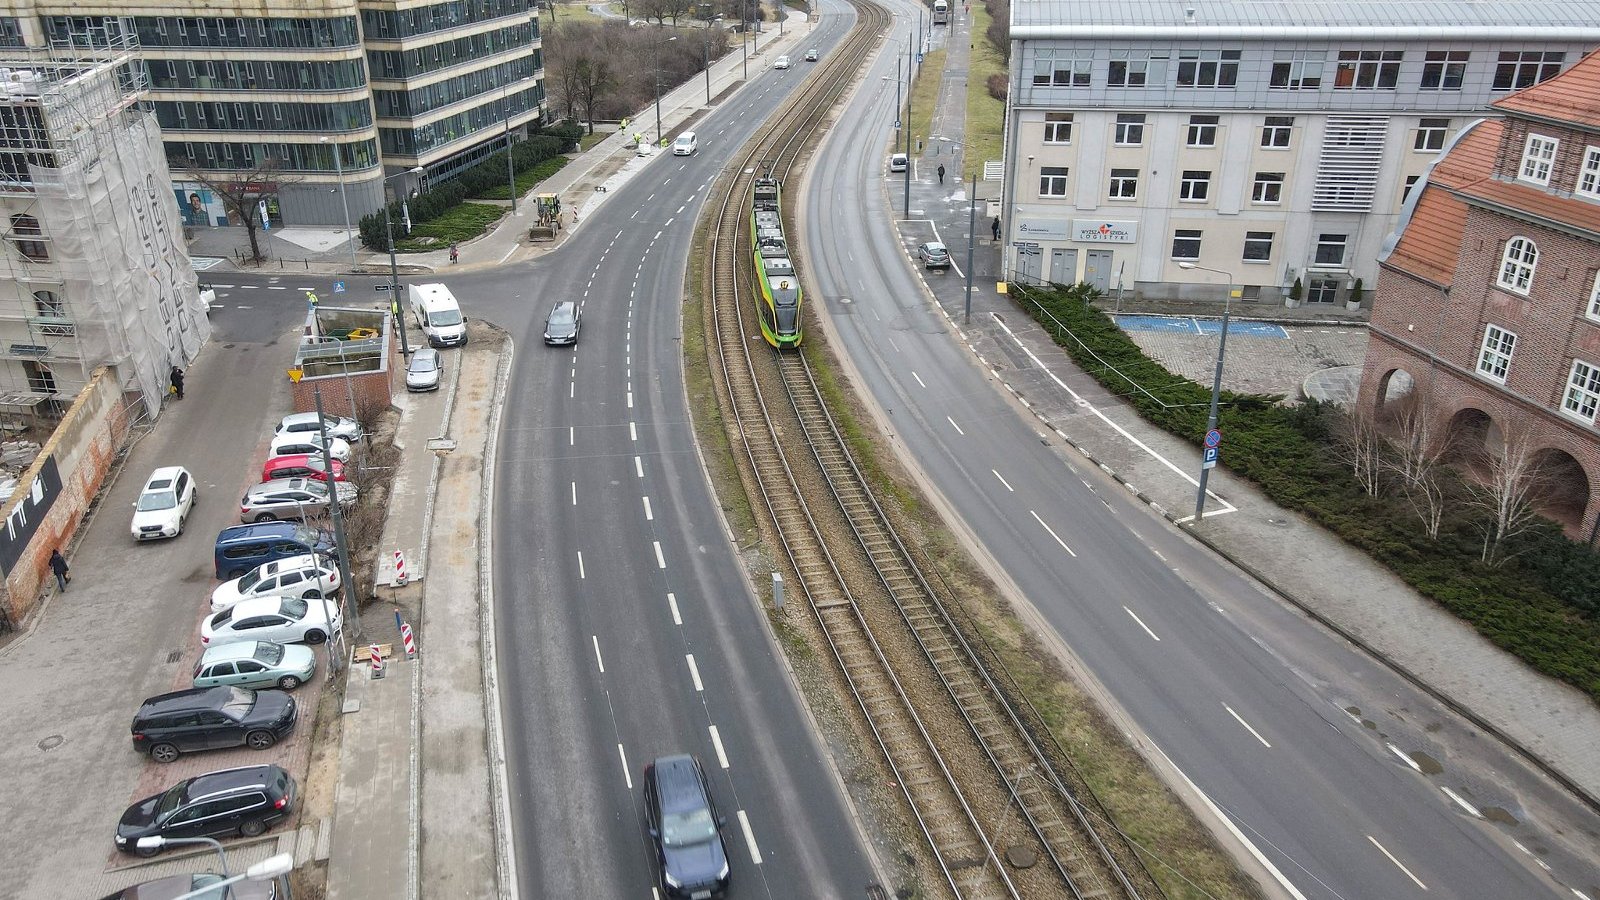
left=751, top=175, right=803, bottom=349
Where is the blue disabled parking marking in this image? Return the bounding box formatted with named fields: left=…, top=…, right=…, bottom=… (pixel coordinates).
left=1116, top=315, right=1201, bottom=334
left=1196, top=320, right=1289, bottom=339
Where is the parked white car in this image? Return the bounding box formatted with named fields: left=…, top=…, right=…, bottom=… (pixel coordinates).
left=211, top=554, right=342, bottom=613
left=201, top=596, right=341, bottom=647
left=130, top=466, right=197, bottom=541
left=268, top=431, right=351, bottom=463
left=276, top=411, right=361, bottom=443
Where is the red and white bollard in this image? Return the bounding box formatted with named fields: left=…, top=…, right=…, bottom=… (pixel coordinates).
left=393, top=550, right=408, bottom=587
left=370, top=644, right=384, bottom=679
left=400, top=621, right=418, bottom=659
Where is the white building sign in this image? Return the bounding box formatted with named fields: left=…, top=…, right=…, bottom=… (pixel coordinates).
left=1073, top=220, right=1138, bottom=243
left=1016, top=218, right=1069, bottom=241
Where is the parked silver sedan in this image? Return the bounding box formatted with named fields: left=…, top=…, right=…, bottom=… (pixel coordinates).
left=239, top=477, right=357, bottom=523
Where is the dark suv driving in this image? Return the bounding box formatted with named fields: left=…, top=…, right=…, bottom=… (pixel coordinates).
left=131, top=686, right=297, bottom=763
left=644, top=754, right=729, bottom=899
left=115, top=764, right=297, bottom=857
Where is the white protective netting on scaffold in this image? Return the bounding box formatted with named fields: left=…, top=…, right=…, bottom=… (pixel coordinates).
left=28, top=64, right=208, bottom=417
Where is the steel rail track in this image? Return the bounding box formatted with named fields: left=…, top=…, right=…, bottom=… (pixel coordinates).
left=697, top=4, right=1154, bottom=897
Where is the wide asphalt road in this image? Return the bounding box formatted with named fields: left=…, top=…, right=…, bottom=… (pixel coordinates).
left=797, top=11, right=1599, bottom=900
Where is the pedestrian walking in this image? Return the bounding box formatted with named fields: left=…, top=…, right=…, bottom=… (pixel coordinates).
left=169, top=365, right=185, bottom=400
left=449, top=243, right=459, bottom=264
left=937, top=164, right=946, bottom=184
left=992, top=217, right=1001, bottom=241
left=49, top=548, right=69, bottom=592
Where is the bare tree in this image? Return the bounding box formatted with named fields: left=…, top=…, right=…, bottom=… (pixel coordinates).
left=1381, top=394, right=1452, bottom=539
left=1333, top=401, right=1385, bottom=497
left=179, top=153, right=291, bottom=265
left=572, top=55, right=618, bottom=135
left=1464, top=425, right=1550, bottom=567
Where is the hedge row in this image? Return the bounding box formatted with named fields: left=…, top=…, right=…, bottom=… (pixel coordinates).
left=1014, top=283, right=1600, bottom=700
left=359, top=121, right=583, bottom=251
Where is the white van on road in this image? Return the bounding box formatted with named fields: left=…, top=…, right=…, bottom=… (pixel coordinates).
left=673, top=132, right=698, bottom=156
left=407, top=283, right=467, bottom=348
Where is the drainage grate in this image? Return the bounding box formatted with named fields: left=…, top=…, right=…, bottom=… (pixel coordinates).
left=167, top=650, right=181, bottom=664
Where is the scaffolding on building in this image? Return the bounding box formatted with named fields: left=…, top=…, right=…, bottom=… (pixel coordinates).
left=0, top=31, right=209, bottom=420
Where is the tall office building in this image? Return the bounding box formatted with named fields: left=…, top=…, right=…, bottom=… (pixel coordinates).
left=2, top=0, right=543, bottom=227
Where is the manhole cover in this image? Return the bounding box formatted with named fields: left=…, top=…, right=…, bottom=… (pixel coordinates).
left=38, top=734, right=64, bottom=751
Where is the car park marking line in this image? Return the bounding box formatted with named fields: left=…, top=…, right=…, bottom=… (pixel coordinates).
left=737, top=810, right=763, bottom=864
left=593, top=635, right=605, bottom=672
left=643, top=496, right=654, bottom=520
left=635, top=456, right=644, bottom=477
left=709, top=725, right=730, bottom=768
left=992, top=469, right=1013, bottom=492
left=1224, top=704, right=1272, bottom=748
left=1388, top=743, right=1422, bottom=772
left=1367, top=835, right=1427, bottom=890
left=654, top=541, right=666, bottom=569
left=946, top=416, right=964, bottom=435
left=618, top=743, right=633, bottom=789
left=668, top=592, right=682, bottom=625
left=687, top=654, right=704, bottom=691
left=1124, top=606, right=1161, bottom=641
left=499, top=245, right=516, bottom=264
left=911, top=370, right=926, bottom=388
left=578, top=551, right=586, bottom=579
left=1029, top=510, right=1077, bottom=557
left=1439, top=786, right=1482, bottom=818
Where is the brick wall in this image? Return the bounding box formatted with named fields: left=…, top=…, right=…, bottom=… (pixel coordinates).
left=0, top=368, right=131, bottom=628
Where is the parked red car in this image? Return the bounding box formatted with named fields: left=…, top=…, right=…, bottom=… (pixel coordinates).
left=261, top=454, right=347, bottom=483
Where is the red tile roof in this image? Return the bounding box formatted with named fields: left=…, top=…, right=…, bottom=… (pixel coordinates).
left=1493, top=50, right=1600, bottom=130
left=1384, top=120, right=1504, bottom=287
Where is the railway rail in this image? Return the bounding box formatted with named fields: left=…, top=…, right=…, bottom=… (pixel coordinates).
left=698, top=4, right=1162, bottom=897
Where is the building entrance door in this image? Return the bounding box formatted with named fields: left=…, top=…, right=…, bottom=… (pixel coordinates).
left=1049, top=248, right=1078, bottom=284
left=1084, top=249, right=1113, bottom=293
left=1014, top=243, right=1042, bottom=284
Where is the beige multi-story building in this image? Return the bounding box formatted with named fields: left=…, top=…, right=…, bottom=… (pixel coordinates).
left=1002, top=1, right=1600, bottom=305
left=0, top=0, right=544, bottom=227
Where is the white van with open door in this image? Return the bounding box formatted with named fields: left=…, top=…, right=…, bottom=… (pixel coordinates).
left=407, top=283, right=467, bottom=348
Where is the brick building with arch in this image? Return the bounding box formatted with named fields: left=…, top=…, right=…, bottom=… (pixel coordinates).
left=1361, top=51, right=1600, bottom=537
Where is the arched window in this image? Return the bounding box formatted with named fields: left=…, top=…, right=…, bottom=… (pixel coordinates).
left=33, top=289, right=63, bottom=318
left=9, top=213, right=48, bottom=261
left=1498, top=236, right=1537, bottom=294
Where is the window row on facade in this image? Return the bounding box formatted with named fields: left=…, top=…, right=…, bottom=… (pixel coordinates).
left=1166, top=227, right=1348, bottom=267
left=45, top=15, right=361, bottom=50
left=145, top=57, right=368, bottom=93
left=1034, top=163, right=1399, bottom=208
left=372, top=55, right=538, bottom=118
left=360, top=0, right=535, bottom=41
left=1516, top=132, right=1600, bottom=200
left=153, top=99, right=373, bottom=135
left=377, top=84, right=540, bottom=156
left=367, top=22, right=536, bottom=80
left=1473, top=319, right=1600, bottom=432
left=1032, top=47, right=1563, bottom=93
left=1040, top=111, right=1453, bottom=152
left=164, top=137, right=380, bottom=174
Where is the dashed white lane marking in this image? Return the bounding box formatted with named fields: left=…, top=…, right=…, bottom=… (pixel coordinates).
left=592, top=635, right=605, bottom=673
left=1225, top=704, right=1272, bottom=748
left=686, top=654, right=703, bottom=691
left=664, top=217, right=674, bottom=227
left=1151, top=548, right=1167, bottom=563
left=1029, top=510, right=1077, bottom=557
left=737, top=810, right=763, bottom=865
left=991, top=469, right=1014, bottom=491
left=628, top=391, right=634, bottom=409
left=946, top=416, right=964, bottom=435
left=709, top=724, right=729, bottom=769
left=1367, top=835, right=1428, bottom=890
left=240, top=284, right=260, bottom=289
left=210, top=283, right=236, bottom=288
left=642, top=496, right=654, bottom=520
left=571, top=481, right=577, bottom=506
left=635, top=456, right=644, bottom=477
left=569, top=426, right=575, bottom=446
left=618, top=743, right=633, bottom=789
left=653, top=541, right=666, bottom=569
left=1124, top=606, right=1161, bottom=641
left=1439, top=786, right=1482, bottom=818
left=1388, top=743, right=1422, bottom=772
left=912, top=370, right=926, bottom=388
left=267, top=285, right=287, bottom=290
left=630, top=422, right=638, bottom=441
left=577, top=551, right=586, bottom=579
left=667, top=592, right=682, bottom=625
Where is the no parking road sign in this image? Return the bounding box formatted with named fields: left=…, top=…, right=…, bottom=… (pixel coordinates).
left=1203, top=428, right=1222, bottom=469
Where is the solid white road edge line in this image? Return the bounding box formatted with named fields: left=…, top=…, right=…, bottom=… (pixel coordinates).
left=1367, top=835, right=1428, bottom=890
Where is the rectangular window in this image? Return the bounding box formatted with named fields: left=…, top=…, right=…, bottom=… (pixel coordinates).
left=1252, top=172, right=1285, bottom=203
left=1420, top=50, right=1468, bottom=90
left=1520, top=134, right=1558, bottom=184
left=1477, top=325, right=1516, bottom=382
left=1589, top=271, right=1600, bottom=321
left=1114, top=113, right=1145, bottom=146
left=1578, top=146, right=1600, bottom=198
left=1269, top=51, right=1324, bottom=90
left=1186, top=114, right=1219, bottom=147
left=1171, top=229, right=1202, bottom=260
left=1033, top=51, right=1092, bottom=87
left=1108, top=168, right=1139, bottom=199
left=1334, top=50, right=1403, bottom=89
left=1414, top=118, right=1450, bottom=152
left=1243, top=231, right=1274, bottom=262
left=1039, top=166, right=1069, bottom=197
left=1565, top=360, right=1600, bottom=424
left=1261, top=116, right=1293, bottom=148
left=1494, top=51, right=1564, bottom=91
left=1176, top=49, right=1240, bottom=88
left=1107, top=50, right=1151, bottom=87
left=1179, top=170, right=1211, bottom=201
left=1403, top=175, right=1420, bottom=201
left=1314, top=233, right=1347, bottom=266
left=1043, top=112, right=1073, bottom=144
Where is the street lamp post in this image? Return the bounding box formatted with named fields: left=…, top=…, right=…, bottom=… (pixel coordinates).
left=503, top=80, right=518, bottom=214
left=903, top=38, right=913, bottom=216
left=382, top=166, right=426, bottom=357
left=702, top=26, right=712, bottom=105
left=167, top=854, right=294, bottom=900
left=315, top=387, right=360, bottom=651
left=964, top=173, right=977, bottom=323
left=319, top=137, right=357, bottom=268
left=653, top=29, right=673, bottom=146
left=1178, top=261, right=1234, bottom=524
left=135, top=836, right=229, bottom=881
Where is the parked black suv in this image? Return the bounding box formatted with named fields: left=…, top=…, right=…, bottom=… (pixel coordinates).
left=644, top=755, right=730, bottom=899
left=131, top=685, right=296, bottom=763
left=115, top=764, right=297, bottom=857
